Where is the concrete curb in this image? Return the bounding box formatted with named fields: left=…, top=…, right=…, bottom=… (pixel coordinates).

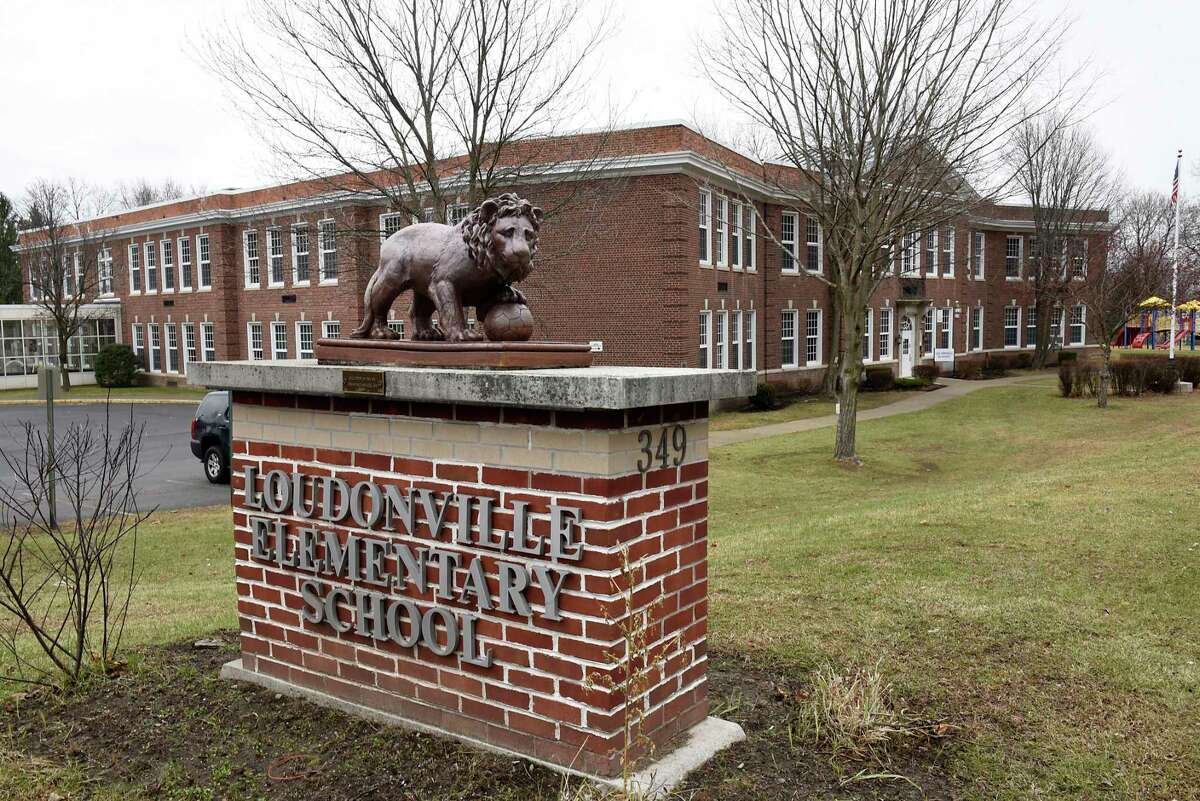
left=220, top=658, right=744, bottom=796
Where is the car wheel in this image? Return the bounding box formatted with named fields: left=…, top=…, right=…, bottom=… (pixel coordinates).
left=204, top=445, right=230, bottom=484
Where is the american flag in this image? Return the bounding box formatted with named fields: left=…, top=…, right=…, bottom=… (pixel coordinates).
left=1172, top=149, right=1182, bottom=207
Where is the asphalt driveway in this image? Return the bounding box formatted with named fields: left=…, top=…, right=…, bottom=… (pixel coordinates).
left=0, top=402, right=228, bottom=517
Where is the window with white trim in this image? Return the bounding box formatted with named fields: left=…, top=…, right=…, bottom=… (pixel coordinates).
left=971, top=231, right=985, bottom=279
left=447, top=204, right=469, bottom=225
left=744, top=205, right=757, bottom=271
left=937, top=306, right=952, bottom=351
left=322, top=320, right=341, bottom=339
left=805, top=309, right=822, bottom=366
left=1054, top=306, right=1066, bottom=346
left=201, top=322, right=216, bottom=361
left=292, top=224, right=310, bottom=284
left=924, top=231, right=938, bottom=277
left=878, top=307, right=892, bottom=360
left=132, top=323, right=145, bottom=366
left=805, top=217, right=822, bottom=273
left=247, top=322, right=264, bottom=360
left=243, top=229, right=260, bottom=288
left=148, top=323, right=161, bottom=371
left=387, top=319, right=406, bottom=338
left=714, top=309, right=727, bottom=368
left=297, top=320, right=314, bottom=359
left=781, top=309, right=798, bottom=368
left=743, top=309, right=756, bottom=369
left=698, top=310, right=712, bottom=368
left=98, top=247, right=113, bottom=296
left=970, top=306, right=983, bottom=351
left=1026, top=305, right=1038, bottom=349
left=1005, top=235, right=1022, bottom=279
left=128, top=245, right=142, bottom=294
left=267, top=228, right=285, bottom=287
left=380, top=212, right=404, bottom=241
left=178, top=237, right=192, bottom=291
left=161, top=239, right=175, bottom=292
left=197, top=234, right=212, bottom=289
left=941, top=228, right=954, bottom=277
left=902, top=232, right=921, bottom=276
left=1004, top=306, right=1020, bottom=348
left=1071, top=239, right=1087, bottom=280
left=144, top=242, right=158, bottom=292
left=731, top=204, right=742, bottom=271
left=183, top=322, right=198, bottom=368
left=698, top=190, right=711, bottom=265
left=730, top=309, right=742, bottom=368
left=271, top=321, right=288, bottom=360
left=862, top=307, right=873, bottom=362
left=922, top=311, right=934, bottom=355
left=780, top=212, right=799, bottom=273
left=166, top=323, right=179, bottom=373
left=715, top=196, right=728, bottom=268
left=319, top=220, right=337, bottom=282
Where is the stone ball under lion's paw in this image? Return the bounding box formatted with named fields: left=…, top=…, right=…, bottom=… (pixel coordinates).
left=483, top=302, right=534, bottom=341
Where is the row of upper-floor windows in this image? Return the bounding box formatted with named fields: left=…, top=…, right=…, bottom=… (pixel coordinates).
left=127, top=234, right=214, bottom=296
left=243, top=220, right=338, bottom=289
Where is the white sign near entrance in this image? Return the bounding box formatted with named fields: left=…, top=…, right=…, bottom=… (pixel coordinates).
left=934, top=348, right=955, bottom=369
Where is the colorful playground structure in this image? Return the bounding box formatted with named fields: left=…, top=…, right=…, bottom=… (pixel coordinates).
left=1113, top=296, right=1200, bottom=350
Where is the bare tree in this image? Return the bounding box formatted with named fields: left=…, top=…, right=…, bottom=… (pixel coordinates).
left=20, top=179, right=114, bottom=390
left=1007, top=111, right=1115, bottom=367
left=203, top=0, right=615, bottom=228
left=705, top=0, right=1073, bottom=463
left=0, top=408, right=149, bottom=688
left=1072, top=191, right=1172, bottom=407
left=115, top=178, right=186, bottom=211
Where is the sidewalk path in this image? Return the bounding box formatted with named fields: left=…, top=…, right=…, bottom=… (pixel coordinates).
left=711, top=374, right=1049, bottom=448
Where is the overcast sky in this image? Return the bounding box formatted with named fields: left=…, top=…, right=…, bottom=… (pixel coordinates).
left=2, top=0, right=1196, bottom=203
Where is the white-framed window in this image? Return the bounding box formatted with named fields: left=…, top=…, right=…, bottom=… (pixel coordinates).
left=744, top=309, right=756, bottom=369
left=1028, top=236, right=1041, bottom=281
left=805, top=309, right=822, bottom=366
left=937, top=306, right=953, bottom=351
left=862, top=307, right=873, bottom=362
left=247, top=322, right=264, bottom=360
left=744, top=205, right=757, bottom=271
left=730, top=309, right=742, bottom=368
left=64, top=253, right=79, bottom=297
left=1004, top=306, right=1020, bottom=348
left=924, top=230, right=938, bottom=277
left=183, top=322, right=198, bottom=369
left=128, top=244, right=142, bottom=294
left=292, top=224, right=310, bottom=285
left=698, top=310, right=712, bottom=368
left=781, top=309, right=798, bottom=368
left=1071, top=239, right=1088, bottom=280
left=271, top=320, right=288, bottom=360
left=922, top=311, right=934, bottom=356
left=165, top=323, right=179, bottom=373
left=387, top=318, right=405, bottom=338
left=267, top=228, right=285, bottom=287
left=941, top=228, right=954, bottom=277
left=1026, top=305, right=1038, bottom=349
left=131, top=323, right=145, bottom=366
left=447, top=204, right=469, bottom=225
left=1005, top=235, right=1022, bottom=279
left=714, top=309, right=728, bottom=368
left=201, top=322, right=216, bottom=361
left=380, top=212, right=404, bottom=241
left=319, top=219, right=337, bottom=283
left=148, top=323, right=161, bottom=371
left=144, top=242, right=158, bottom=293
left=161, top=239, right=175, bottom=292
left=178, top=237, right=192, bottom=291
left=970, top=306, right=983, bottom=351
left=322, top=319, right=341, bottom=339
left=780, top=211, right=799, bottom=273
left=731, top=203, right=742, bottom=271
left=901, top=232, right=921, bottom=276
left=698, top=190, right=711, bottom=266
left=878, top=307, right=892, bottom=360
left=714, top=196, right=728, bottom=269
left=243, top=229, right=260, bottom=288
left=971, top=231, right=985, bottom=279
left=805, top=216, right=822, bottom=273
left=98, top=247, right=113, bottom=296
left=1054, top=306, right=1066, bottom=346
left=297, top=320, right=314, bottom=359
left=197, top=233, right=212, bottom=290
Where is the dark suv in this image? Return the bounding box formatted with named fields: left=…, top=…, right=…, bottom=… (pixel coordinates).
left=191, top=390, right=231, bottom=484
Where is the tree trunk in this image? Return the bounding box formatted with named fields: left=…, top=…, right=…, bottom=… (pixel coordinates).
left=821, top=301, right=842, bottom=398
left=833, top=307, right=863, bottom=464
left=1097, top=345, right=1111, bottom=409
left=58, top=333, right=72, bottom=391
left=1032, top=301, right=1052, bottom=369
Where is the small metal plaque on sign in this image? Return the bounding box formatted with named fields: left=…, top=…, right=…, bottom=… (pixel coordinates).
left=342, top=369, right=386, bottom=396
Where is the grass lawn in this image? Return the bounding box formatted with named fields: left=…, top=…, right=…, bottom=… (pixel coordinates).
left=711, top=389, right=912, bottom=431
left=1, top=384, right=1198, bottom=799
left=0, top=384, right=207, bottom=402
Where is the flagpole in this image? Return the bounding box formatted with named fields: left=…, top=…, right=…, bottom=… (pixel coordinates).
left=1171, top=148, right=1182, bottom=362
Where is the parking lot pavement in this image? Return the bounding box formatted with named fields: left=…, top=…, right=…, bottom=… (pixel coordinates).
left=0, top=401, right=229, bottom=516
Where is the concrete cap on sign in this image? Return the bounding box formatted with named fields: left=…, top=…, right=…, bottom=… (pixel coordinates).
left=187, top=360, right=757, bottom=410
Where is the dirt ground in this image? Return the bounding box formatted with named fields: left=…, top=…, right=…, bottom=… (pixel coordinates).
left=1, top=635, right=958, bottom=800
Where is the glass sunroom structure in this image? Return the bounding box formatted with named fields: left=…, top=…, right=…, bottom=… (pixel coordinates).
left=0, top=304, right=122, bottom=388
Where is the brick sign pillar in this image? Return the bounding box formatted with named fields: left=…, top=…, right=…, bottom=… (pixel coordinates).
left=191, top=363, right=753, bottom=784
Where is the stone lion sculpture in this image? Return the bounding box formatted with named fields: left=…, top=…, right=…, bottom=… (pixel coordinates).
left=350, top=193, right=543, bottom=342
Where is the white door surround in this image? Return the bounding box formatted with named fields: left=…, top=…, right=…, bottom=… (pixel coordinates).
left=899, top=316, right=915, bottom=378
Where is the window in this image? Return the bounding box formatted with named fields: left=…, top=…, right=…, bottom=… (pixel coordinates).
left=730, top=310, right=742, bottom=368
left=447, top=204, right=469, bottom=225
left=144, top=242, right=158, bottom=292
left=183, top=322, right=198, bottom=369
left=197, top=234, right=212, bottom=289
left=292, top=224, right=310, bottom=284
left=1004, top=306, right=1020, bottom=348
left=166, top=323, right=179, bottom=373
left=744, top=309, right=756, bottom=369
left=715, top=196, right=728, bottom=268
left=148, top=323, right=161, bottom=371
left=698, top=311, right=712, bottom=368
left=247, top=322, right=264, bottom=360
left=98, top=247, right=113, bottom=296
left=805, top=309, right=822, bottom=366
left=202, top=322, right=216, bottom=361
left=387, top=319, right=405, bottom=338
left=178, top=237, right=192, bottom=290
left=922, top=311, right=934, bottom=356
left=781, top=309, right=798, bottom=368
left=161, top=240, right=175, bottom=292
left=319, top=220, right=337, bottom=282
left=1054, top=306, right=1066, bottom=346
left=131, top=324, right=145, bottom=367
left=970, top=306, right=983, bottom=351
left=267, top=228, right=285, bottom=286
left=698, top=190, right=711, bottom=265
left=924, top=231, right=938, bottom=277
left=1005, top=235, right=1022, bottom=279
left=62, top=254, right=76, bottom=297
left=780, top=212, right=799, bottom=273
left=271, top=321, right=288, bottom=360
left=805, top=217, right=822, bottom=273
left=731, top=204, right=742, bottom=270
left=295, top=321, right=314, bottom=360
left=937, top=306, right=952, bottom=351
left=322, top=320, right=340, bottom=339
left=380, top=212, right=404, bottom=241
left=744, top=205, right=757, bottom=271
left=243, top=229, right=260, bottom=288
left=971, top=231, right=985, bottom=279
left=941, top=228, right=954, bottom=277
left=862, top=307, right=873, bottom=362
left=878, top=307, right=892, bottom=360
left=714, top=310, right=727, bottom=368
left=901, top=232, right=921, bottom=276
left=1026, top=305, right=1038, bottom=349
left=1071, top=239, right=1087, bottom=280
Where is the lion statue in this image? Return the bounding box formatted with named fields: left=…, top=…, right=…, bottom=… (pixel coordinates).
left=350, top=193, right=543, bottom=342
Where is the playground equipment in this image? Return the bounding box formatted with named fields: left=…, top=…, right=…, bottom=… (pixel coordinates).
left=1117, top=296, right=1199, bottom=351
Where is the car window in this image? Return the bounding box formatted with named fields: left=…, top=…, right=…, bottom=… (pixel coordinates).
left=197, top=392, right=228, bottom=420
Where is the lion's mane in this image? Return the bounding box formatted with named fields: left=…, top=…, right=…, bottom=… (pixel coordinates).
left=459, top=193, right=542, bottom=281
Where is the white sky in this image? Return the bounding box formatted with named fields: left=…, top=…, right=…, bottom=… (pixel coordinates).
left=1, top=0, right=1196, bottom=202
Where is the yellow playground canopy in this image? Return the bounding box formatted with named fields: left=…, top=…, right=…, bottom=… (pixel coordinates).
left=1138, top=296, right=1172, bottom=309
